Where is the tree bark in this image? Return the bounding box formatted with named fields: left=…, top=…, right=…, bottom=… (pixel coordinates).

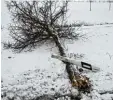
left=109, top=1, right=111, bottom=11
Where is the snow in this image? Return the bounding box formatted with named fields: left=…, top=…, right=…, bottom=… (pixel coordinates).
left=2, top=24, right=113, bottom=100
left=68, top=2, right=113, bottom=24
left=1, top=1, right=113, bottom=100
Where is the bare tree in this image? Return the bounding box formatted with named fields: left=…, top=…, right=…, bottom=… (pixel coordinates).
left=89, top=0, right=92, bottom=11
left=3, top=1, right=91, bottom=97
left=108, top=0, right=111, bottom=11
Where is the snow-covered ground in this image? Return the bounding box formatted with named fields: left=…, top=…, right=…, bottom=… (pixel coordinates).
left=1, top=1, right=113, bottom=100
left=2, top=24, right=113, bottom=100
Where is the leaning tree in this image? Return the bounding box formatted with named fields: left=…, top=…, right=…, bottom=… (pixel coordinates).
left=4, top=1, right=91, bottom=95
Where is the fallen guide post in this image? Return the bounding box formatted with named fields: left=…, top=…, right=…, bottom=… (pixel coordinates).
left=51, top=54, right=100, bottom=72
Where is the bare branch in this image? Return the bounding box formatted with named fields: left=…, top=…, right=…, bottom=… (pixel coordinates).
left=4, top=1, right=81, bottom=52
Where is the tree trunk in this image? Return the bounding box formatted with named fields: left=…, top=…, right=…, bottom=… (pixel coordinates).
left=47, top=26, right=91, bottom=94
left=109, top=1, right=111, bottom=11
left=52, top=35, right=65, bottom=56
left=90, top=1, right=92, bottom=11
left=46, top=26, right=75, bottom=83
left=52, top=34, right=74, bottom=82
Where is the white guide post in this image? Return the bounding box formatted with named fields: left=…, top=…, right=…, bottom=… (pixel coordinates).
left=51, top=54, right=100, bottom=72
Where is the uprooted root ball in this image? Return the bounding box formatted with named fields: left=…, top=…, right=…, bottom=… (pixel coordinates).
left=71, top=72, right=92, bottom=93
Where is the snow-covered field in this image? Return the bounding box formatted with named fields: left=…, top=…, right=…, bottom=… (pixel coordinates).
left=1, top=1, right=113, bottom=100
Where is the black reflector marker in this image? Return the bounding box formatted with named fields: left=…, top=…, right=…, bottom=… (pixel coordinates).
left=81, top=62, right=92, bottom=70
